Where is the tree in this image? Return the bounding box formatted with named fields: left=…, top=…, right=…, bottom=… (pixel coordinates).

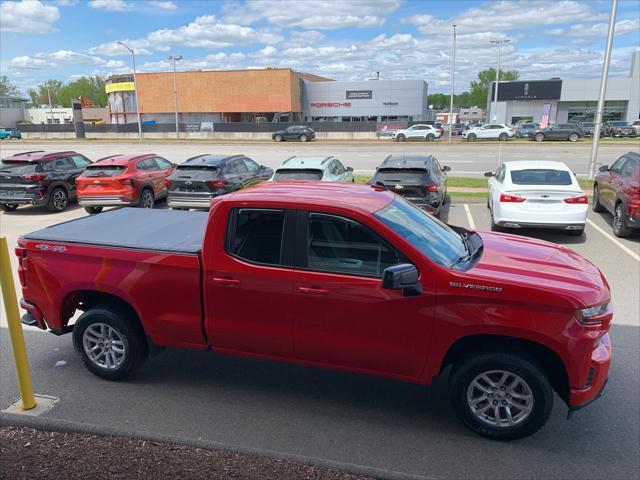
left=0, top=75, right=20, bottom=96
left=27, top=79, right=64, bottom=106
left=58, top=76, right=108, bottom=107
left=468, top=68, right=519, bottom=109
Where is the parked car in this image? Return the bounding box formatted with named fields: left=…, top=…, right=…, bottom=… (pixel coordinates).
left=271, top=156, right=353, bottom=182
left=0, top=128, right=21, bottom=139
left=603, top=121, right=636, bottom=138
left=485, top=161, right=588, bottom=235
left=369, top=154, right=450, bottom=216
left=528, top=123, right=584, bottom=142
left=515, top=123, right=539, bottom=138
left=632, top=120, right=640, bottom=135
left=448, top=123, right=465, bottom=135
left=433, top=121, right=445, bottom=137
left=166, top=154, right=273, bottom=209
left=593, top=152, right=640, bottom=237
left=392, top=124, right=441, bottom=142
left=0, top=150, right=92, bottom=212
left=462, top=124, right=514, bottom=141
left=17, top=182, right=612, bottom=440
left=272, top=125, right=316, bottom=142
left=75, top=154, right=175, bottom=214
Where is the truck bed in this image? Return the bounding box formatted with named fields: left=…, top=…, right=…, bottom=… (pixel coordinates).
left=24, top=208, right=208, bottom=254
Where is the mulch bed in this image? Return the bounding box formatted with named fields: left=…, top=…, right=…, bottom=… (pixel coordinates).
left=0, top=426, right=373, bottom=480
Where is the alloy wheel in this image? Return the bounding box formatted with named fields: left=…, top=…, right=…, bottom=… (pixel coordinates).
left=142, top=191, right=154, bottom=208
left=52, top=190, right=67, bottom=210
left=466, top=370, right=534, bottom=427
left=82, top=323, right=126, bottom=370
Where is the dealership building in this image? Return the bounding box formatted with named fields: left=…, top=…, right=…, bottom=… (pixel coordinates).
left=488, top=51, right=640, bottom=125
left=105, top=69, right=429, bottom=124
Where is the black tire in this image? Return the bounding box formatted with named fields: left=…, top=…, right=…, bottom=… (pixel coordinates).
left=613, top=202, right=632, bottom=238
left=568, top=133, right=579, bottom=142
left=84, top=206, right=103, bottom=215
left=138, top=189, right=154, bottom=208
left=72, top=306, right=148, bottom=381
left=396, top=134, right=406, bottom=142
left=567, top=227, right=585, bottom=237
left=499, top=132, right=508, bottom=141
left=467, top=133, right=477, bottom=141
left=426, top=133, right=435, bottom=141
left=449, top=352, right=553, bottom=440
left=592, top=184, right=605, bottom=212
left=299, top=134, right=308, bottom=142
left=0, top=202, right=18, bottom=212
left=534, top=133, right=545, bottom=142
left=46, top=187, right=68, bottom=212
left=273, top=134, right=282, bottom=142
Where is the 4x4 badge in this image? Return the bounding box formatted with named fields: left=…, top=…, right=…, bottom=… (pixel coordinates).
left=35, top=244, right=67, bottom=253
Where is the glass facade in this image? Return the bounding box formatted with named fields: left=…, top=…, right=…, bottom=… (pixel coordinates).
left=567, top=101, right=627, bottom=123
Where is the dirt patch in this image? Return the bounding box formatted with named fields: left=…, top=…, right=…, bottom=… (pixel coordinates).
left=0, top=426, right=373, bottom=480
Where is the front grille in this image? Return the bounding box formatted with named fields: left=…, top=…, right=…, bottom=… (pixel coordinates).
left=586, top=366, right=596, bottom=387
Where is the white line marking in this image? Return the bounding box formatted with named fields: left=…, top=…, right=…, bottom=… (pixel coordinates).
left=464, top=204, right=476, bottom=229
left=586, top=219, right=640, bottom=261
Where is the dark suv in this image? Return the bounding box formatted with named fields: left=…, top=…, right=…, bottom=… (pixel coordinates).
left=603, top=121, right=636, bottom=138
left=593, top=152, right=640, bottom=237
left=166, top=154, right=273, bottom=209
left=272, top=125, right=316, bottom=142
left=369, top=154, right=451, bottom=216
left=0, top=150, right=92, bottom=212
left=528, top=123, right=584, bottom=142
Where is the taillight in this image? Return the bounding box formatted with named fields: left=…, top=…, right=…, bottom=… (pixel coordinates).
left=564, top=195, right=589, bottom=204
left=120, top=178, right=134, bottom=187
left=15, top=246, right=27, bottom=287
left=210, top=179, right=227, bottom=188
left=164, top=178, right=171, bottom=187
left=22, top=174, right=46, bottom=182
left=499, top=193, right=526, bottom=203
left=425, top=183, right=439, bottom=193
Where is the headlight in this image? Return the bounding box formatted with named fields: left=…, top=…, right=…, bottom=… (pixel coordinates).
left=577, top=302, right=611, bottom=326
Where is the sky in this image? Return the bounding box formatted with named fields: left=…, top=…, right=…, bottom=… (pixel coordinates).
left=1, top=0, right=639, bottom=96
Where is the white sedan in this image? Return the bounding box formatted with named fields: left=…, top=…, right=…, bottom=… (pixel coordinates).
left=485, top=161, right=588, bottom=235
left=462, top=124, right=514, bottom=141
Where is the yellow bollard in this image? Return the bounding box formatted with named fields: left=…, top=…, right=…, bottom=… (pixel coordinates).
left=0, top=235, right=36, bottom=410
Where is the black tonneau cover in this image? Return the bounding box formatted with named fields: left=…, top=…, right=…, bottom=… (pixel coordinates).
left=24, top=208, right=208, bottom=254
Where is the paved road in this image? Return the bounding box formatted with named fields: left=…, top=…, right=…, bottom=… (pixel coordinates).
left=1, top=140, right=637, bottom=177
left=1, top=198, right=638, bottom=479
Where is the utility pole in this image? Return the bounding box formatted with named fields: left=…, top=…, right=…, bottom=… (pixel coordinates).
left=448, top=24, right=457, bottom=143
left=118, top=41, right=143, bottom=142
left=46, top=86, right=53, bottom=124
left=490, top=38, right=510, bottom=122
left=168, top=55, right=182, bottom=140
left=589, top=0, right=618, bottom=179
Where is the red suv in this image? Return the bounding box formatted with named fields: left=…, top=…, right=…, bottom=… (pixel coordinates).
left=593, top=152, right=640, bottom=237
left=76, top=154, right=175, bottom=214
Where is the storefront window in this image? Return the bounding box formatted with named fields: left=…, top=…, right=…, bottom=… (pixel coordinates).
left=567, top=101, right=627, bottom=123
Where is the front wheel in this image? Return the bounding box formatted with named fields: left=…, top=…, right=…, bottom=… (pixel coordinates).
left=592, top=185, right=605, bottom=212
left=396, top=134, right=406, bottom=142
left=467, top=133, right=477, bottom=141
left=534, top=133, right=545, bottom=142
left=0, top=202, right=18, bottom=212
left=273, top=134, right=282, bottom=142
left=499, top=132, right=508, bottom=141
left=299, top=134, right=308, bottom=142
left=613, top=202, right=632, bottom=237
left=568, top=133, right=579, bottom=142
left=426, top=133, right=435, bottom=141
left=84, top=206, right=103, bottom=214
left=450, top=352, right=553, bottom=440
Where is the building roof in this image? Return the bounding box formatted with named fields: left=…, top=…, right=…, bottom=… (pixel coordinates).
left=225, top=182, right=394, bottom=214
left=0, top=95, right=29, bottom=101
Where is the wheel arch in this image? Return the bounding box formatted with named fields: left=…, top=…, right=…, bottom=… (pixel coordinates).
left=439, top=334, right=569, bottom=403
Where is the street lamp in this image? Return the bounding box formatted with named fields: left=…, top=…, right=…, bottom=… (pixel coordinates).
left=448, top=24, right=457, bottom=143
left=489, top=38, right=510, bottom=122
left=168, top=55, right=182, bottom=140
left=117, top=41, right=143, bottom=142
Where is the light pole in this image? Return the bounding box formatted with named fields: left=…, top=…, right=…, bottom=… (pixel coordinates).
left=118, top=41, right=143, bottom=142
left=448, top=24, right=457, bottom=143
left=168, top=55, right=182, bottom=140
left=46, top=85, right=54, bottom=124
left=490, top=38, right=510, bottom=122
left=589, top=0, right=618, bottom=179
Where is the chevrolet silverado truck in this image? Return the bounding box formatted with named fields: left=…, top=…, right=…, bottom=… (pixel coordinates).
left=17, top=182, right=612, bottom=440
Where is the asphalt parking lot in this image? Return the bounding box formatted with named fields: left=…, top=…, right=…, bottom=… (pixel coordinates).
left=1, top=192, right=638, bottom=479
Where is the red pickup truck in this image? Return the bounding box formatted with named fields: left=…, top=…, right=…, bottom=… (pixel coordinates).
left=17, top=182, right=612, bottom=440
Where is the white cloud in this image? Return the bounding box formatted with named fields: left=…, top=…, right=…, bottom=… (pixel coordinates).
left=88, top=0, right=132, bottom=12
left=10, top=50, right=125, bottom=71
left=54, top=0, right=78, bottom=5
left=0, top=0, right=60, bottom=33
left=89, top=39, right=154, bottom=56
left=222, top=0, right=401, bottom=29
left=547, top=18, right=640, bottom=39
left=288, top=30, right=325, bottom=47
left=148, top=0, right=176, bottom=9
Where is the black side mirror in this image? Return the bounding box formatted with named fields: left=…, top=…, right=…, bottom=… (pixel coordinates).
left=382, top=264, right=422, bottom=297
left=346, top=166, right=354, bottom=172
left=442, top=165, right=451, bottom=172
left=484, top=171, right=495, bottom=177
left=599, top=165, right=609, bottom=172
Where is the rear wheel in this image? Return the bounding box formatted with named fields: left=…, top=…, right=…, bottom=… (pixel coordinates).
left=426, top=133, right=435, bottom=141
left=273, top=134, right=282, bottom=142
left=0, top=203, right=18, bottom=212
left=567, top=227, right=584, bottom=237
left=499, top=132, right=508, bottom=141
left=72, top=306, right=148, bottom=381
left=534, top=133, right=545, bottom=142
left=467, top=133, right=477, bottom=141
left=592, top=184, right=605, bottom=212
left=299, top=134, right=308, bottom=142
left=613, top=202, right=632, bottom=237
left=84, top=206, right=103, bottom=214
left=46, top=187, right=68, bottom=212
left=449, top=352, right=553, bottom=440
left=396, top=134, right=406, bottom=142
left=568, top=133, right=579, bottom=142
left=138, top=189, right=154, bottom=209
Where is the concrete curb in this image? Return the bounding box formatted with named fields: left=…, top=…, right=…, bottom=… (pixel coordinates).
left=0, top=412, right=432, bottom=480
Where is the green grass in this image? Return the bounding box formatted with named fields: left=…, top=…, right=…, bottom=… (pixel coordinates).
left=447, top=191, right=488, bottom=199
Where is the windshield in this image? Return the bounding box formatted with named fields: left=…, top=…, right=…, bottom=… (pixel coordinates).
left=374, top=197, right=466, bottom=267
left=273, top=169, right=323, bottom=180
left=610, top=121, right=628, bottom=126
left=510, top=169, right=572, bottom=185
left=581, top=122, right=594, bottom=127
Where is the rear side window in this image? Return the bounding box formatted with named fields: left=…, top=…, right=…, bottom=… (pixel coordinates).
left=71, top=155, right=92, bottom=168
left=306, top=213, right=400, bottom=277
left=227, top=209, right=285, bottom=266
left=510, top=169, right=572, bottom=186
left=155, top=157, right=172, bottom=169
left=54, top=158, right=74, bottom=170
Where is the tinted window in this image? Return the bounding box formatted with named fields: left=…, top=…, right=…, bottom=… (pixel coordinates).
left=610, top=156, right=627, bottom=174
left=155, top=157, right=172, bottom=169
left=136, top=158, right=156, bottom=170
left=496, top=165, right=506, bottom=183
left=224, top=159, right=248, bottom=175
left=510, top=169, right=572, bottom=185
left=228, top=209, right=285, bottom=265
left=54, top=158, right=74, bottom=170
left=71, top=155, right=92, bottom=168
left=242, top=158, right=259, bottom=173
left=620, top=159, right=638, bottom=177
left=273, top=169, right=323, bottom=180
left=307, top=213, right=399, bottom=277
